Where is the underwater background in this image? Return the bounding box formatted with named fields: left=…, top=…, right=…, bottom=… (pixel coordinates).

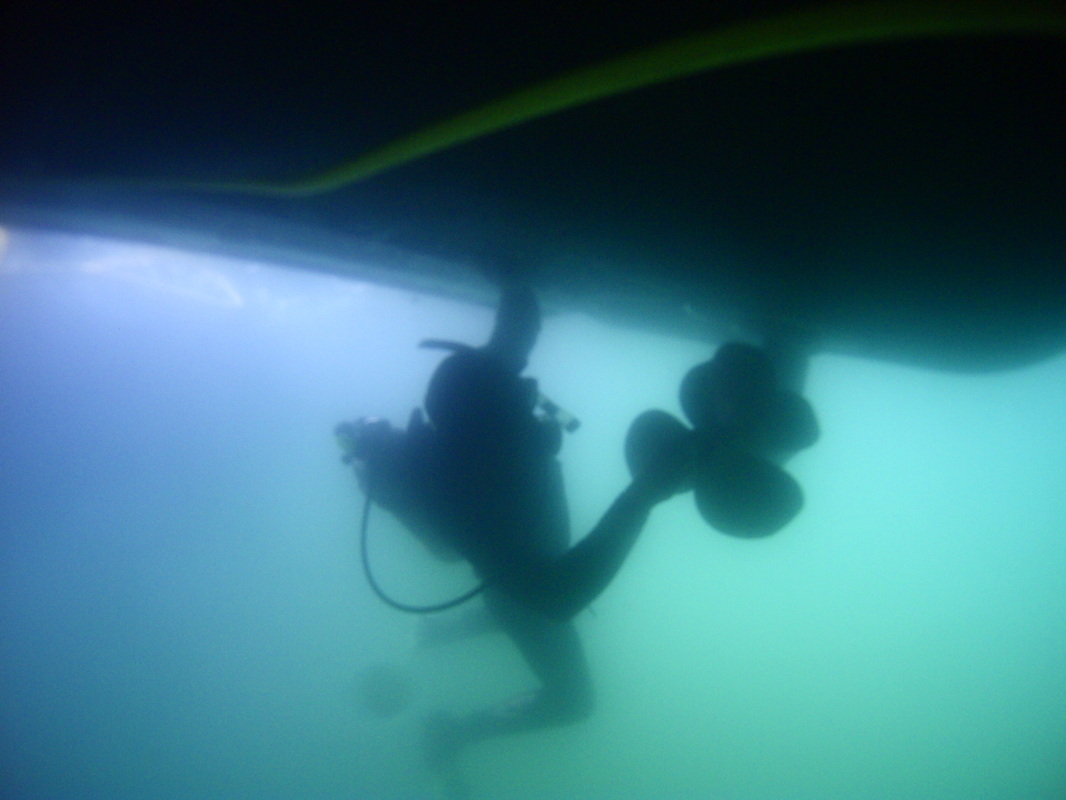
left=2, top=227, right=1064, bottom=799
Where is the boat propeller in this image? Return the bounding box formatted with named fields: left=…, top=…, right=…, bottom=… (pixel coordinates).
left=625, top=343, right=819, bottom=538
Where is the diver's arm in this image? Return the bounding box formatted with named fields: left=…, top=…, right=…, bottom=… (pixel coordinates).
left=544, top=481, right=661, bottom=617
left=482, top=479, right=665, bottom=621
left=478, top=428, right=688, bottom=619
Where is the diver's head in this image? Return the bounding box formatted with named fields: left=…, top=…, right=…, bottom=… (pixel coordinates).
left=424, top=349, right=537, bottom=439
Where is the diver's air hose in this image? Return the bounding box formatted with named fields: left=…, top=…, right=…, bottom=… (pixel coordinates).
left=359, top=486, right=485, bottom=614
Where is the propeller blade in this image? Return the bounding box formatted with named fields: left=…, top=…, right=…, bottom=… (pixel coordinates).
left=679, top=343, right=777, bottom=429
left=693, top=441, right=803, bottom=538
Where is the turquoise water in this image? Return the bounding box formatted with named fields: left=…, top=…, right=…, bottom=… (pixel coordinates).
left=2, top=229, right=1064, bottom=799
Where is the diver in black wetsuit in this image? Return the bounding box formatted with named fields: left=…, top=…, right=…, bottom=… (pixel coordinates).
left=339, top=278, right=820, bottom=796
left=342, top=281, right=690, bottom=795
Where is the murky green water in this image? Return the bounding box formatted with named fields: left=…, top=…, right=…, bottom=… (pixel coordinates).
left=2, top=229, right=1064, bottom=798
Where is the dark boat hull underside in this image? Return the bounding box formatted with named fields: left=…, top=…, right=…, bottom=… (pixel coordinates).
left=2, top=3, right=1063, bottom=371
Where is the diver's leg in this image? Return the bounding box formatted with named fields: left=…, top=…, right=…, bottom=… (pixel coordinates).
left=423, top=590, right=593, bottom=782
left=481, top=588, right=594, bottom=727
left=417, top=603, right=499, bottom=648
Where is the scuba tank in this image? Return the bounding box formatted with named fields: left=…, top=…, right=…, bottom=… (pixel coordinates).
left=337, top=338, right=580, bottom=613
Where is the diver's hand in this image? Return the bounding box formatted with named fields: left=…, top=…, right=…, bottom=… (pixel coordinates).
left=624, top=410, right=694, bottom=505
left=335, top=417, right=409, bottom=502
left=627, top=444, right=693, bottom=506
left=629, top=451, right=692, bottom=506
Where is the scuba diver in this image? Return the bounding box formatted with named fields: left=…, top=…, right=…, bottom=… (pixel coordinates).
left=336, top=279, right=818, bottom=796
left=337, top=281, right=688, bottom=794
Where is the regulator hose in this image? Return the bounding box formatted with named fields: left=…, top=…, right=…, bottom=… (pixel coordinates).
left=359, top=486, right=485, bottom=614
